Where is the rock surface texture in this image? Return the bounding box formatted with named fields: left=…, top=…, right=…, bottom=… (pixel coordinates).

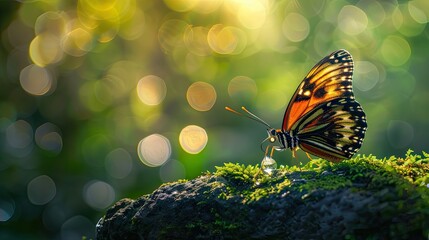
left=96, top=151, right=429, bottom=239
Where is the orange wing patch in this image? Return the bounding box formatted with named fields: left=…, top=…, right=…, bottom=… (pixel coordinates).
left=300, top=143, right=344, bottom=163
left=282, top=49, right=354, bottom=131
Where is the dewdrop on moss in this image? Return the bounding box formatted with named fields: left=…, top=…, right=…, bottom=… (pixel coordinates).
left=261, top=156, right=277, bottom=175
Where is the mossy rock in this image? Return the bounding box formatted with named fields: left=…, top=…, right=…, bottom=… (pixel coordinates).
left=96, top=150, right=429, bottom=239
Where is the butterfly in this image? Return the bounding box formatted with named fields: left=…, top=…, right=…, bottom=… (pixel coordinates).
left=226, top=49, right=367, bottom=162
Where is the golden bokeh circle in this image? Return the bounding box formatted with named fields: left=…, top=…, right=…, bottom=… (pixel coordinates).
left=207, top=24, right=247, bottom=55
left=62, top=27, right=93, bottom=57
left=137, top=75, right=167, bottom=106
left=29, top=33, right=63, bottom=66
left=186, top=82, right=217, bottom=111
left=237, top=0, right=267, bottom=29
left=179, top=125, right=208, bottom=154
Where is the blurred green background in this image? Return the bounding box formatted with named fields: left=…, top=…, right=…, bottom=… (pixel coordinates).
left=1, top=0, right=428, bottom=239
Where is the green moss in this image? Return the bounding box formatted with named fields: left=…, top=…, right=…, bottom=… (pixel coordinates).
left=211, top=151, right=429, bottom=204
left=159, top=178, right=189, bottom=188
left=99, top=150, right=429, bottom=239
left=204, top=151, right=429, bottom=238
left=214, top=163, right=259, bottom=184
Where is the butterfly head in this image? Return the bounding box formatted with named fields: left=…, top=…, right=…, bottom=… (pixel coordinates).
left=267, top=129, right=277, bottom=143
left=261, top=128, right=286, bottom=153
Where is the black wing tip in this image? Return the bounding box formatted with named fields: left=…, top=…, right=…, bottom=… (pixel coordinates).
left=320, top=49, right=353, bottom=65
left=330, top=49, right=352, bottom=60
left=333, top=49, right=351, bottom=55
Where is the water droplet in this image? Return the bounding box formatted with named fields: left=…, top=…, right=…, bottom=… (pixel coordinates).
left=261, top=156, right=277, bottom=175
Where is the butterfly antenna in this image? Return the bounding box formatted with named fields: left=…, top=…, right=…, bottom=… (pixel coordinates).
left=225, top=106, right=242, bottom=116
left=225, top=106, right=272, bottom=128
left=240, top=107, right=273, bottom=128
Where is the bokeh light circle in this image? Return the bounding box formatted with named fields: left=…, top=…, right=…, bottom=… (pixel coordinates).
left=392, top=4, right=426, bottom=37
left=163, top=0, right=198, bottom=12
left=179, top=125, right=208, bottom=154
left=34, top=11, right=68, bottom=36
left=193, top=0, right=222, bottom=14
left=293, top=0, right=325, bottom=17
left=31, top=11, right=68, bottom=66
left=29, top=33, right=63, bottom=66
left=237, top=0, right=267, bottom=29
left=118, top=9, right=145, bottom=40
left=62, top=28, right=93, bottom=57
left=6, top=120, right=33, bottom=149
left=184, top=26, right=211, bottom=56
left=0, top=197, right=15, bottom=222
left=186, top=82, right=217, bottom=111
left=228, top=76, right=258, bottom=100
left=42, top=204, right=66, bottom=231
left=380, top=35, right=411, bottom=66
left=282, top=13, right=310, bottom=42
left=6, top=20, right=33, bottom=48
left=77, top=0, right=135, bottom=44
left=207, top=24, right=247, bottom=55
left=354, top=61, right=380, bottom=92
left=159, top=159, right=186, bottom=183
left=20, top=64, right=54, bottom=96
left=105, top=148, right=133, bottom=179
left=408, top=1, right=428, bottom=24
left=35, top=122, right=63, bottom=154
left=83, top=180, right=116, bottom=210
left=357, top=0, right=385, bottom=29
left=137, top=134, right=171, bottom=167
left=27, top=175, right=56, bottom=205
left=158, top=19, right=189, bottom=53
left=137, top=75, right=167, bottom=106
left=61, top=215, right=94, bottom=240
left=338, top=5, right=368, bottom=36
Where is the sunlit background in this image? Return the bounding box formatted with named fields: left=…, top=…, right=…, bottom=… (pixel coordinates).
left=0, top=0, right=428, bottom=239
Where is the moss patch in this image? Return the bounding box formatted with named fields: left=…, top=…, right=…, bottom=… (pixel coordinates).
left=212, top=150, right=429, bottom=202
left=97, top=151, right=429, bottom=239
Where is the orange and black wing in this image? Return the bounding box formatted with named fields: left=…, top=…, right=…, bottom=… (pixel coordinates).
left=282, top=49, right=354, bottom=131
left=293, top=98, right=367, bottom=162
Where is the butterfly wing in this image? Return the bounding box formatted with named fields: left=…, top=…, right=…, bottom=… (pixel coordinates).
left=282, top=49, right=354, bottom=131
left=293, top=98, right=367, bottom=162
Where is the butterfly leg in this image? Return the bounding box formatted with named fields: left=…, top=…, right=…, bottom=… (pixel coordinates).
left=270, top=146, right=275, bottom=158
left=304, top=152, right=324, bottom=169
left=290, top=148, right=302, bottom=171
left=264, top=145, right=270, bottom=157
left=305, top=152, right=313, bottom=161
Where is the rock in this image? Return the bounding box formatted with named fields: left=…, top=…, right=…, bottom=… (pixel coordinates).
left=96, top=151, right=429, bottom=239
